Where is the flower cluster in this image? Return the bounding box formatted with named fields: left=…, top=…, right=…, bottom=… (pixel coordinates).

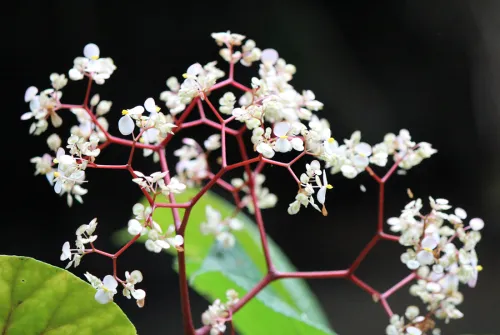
left=127, top=203, right=184, bottom=253
left=132, top=170, right=186, bottom=197
left=231, top=172, right=277, bottom=214
left=68, top=43, right=116, bottom=84
left=319, top=129, right=437, bottom=179
left=60, top=218, right=99, bottom=269
left=387, top=306, right=441, bottom=335
left=118, top=97, right=176, bottom=138
left=200, top=206, right=244, bottom=249
left=22, top=31, right=484, bottom=335
left=201, top=289, right=239, bottom=335
left=84, top=270, right=146, bottom=307
left=386, top=197, right=484, bottom=333
left=174, top=136, right=221, bottom=186
left=288, top=160, right=332, bottom=216
left=160, top=62, right=225, bottom=110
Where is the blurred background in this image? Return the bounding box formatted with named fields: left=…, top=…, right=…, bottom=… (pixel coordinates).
left=3, top=0, right=499, bottom=334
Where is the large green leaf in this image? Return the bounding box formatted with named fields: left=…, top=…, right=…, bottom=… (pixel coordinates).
left=0, top=255, right=136, bottom=335
left=113, top=188, right=335, bottom=335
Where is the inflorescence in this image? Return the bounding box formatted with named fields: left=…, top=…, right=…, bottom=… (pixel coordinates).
left=23, top=31, right=484, bottom=335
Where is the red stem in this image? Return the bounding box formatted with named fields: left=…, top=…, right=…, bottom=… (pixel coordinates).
left=381, top=272, right=416, bottom=299
left=178, top=250, right=196, bottom=334
left=276, top=270, right=348, bottom=279
left=348, top=235, right=380, bottom=275
left=349, top=274, right=379, bottom=296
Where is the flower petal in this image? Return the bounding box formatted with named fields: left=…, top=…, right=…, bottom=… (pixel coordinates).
left=95, top=289, right=111, bottom=304
left=407, top=259, right=420, bottom=270
left=173, top=235, right=184, bottom=247
left=421, top=236, right=438, bottom=250
left=469, top=217, right=484, bottom=231
left=24, top=86, right=38, bottom=102
left=83, top=43, right=100, bottom=59
left=103, top=275, right=118, bottom=289
left=20, top=112, right=33, bottom=120
left=132, top=289, right=146, bottom=300
left=128, top=219, right=143, bottom=235
left=261, top=48, right=279, bottom=65
left=187, top=63, right=203, bottom=76
left=274, top=138, right=292, bottom=152
left=118, top=115, right=135, bottom=135
left=454, top=207, right=467, bottom=219
left=290, top=137, right=304, bottom=151
left=144, top=97, right=156, bottom=113
left=317, top=187, right=326, bottom=204
left=416, top=250, right=434, bottom=265
left=354, top=142, right=372, bottom=157
left=406, top=326, right=422, bottom=335
left=273, top=122, right=290, bottom=137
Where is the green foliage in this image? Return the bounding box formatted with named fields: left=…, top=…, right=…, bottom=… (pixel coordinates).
left=0, top=255, right=135, bottom=335
left=113, top=188, right=335, bottom=334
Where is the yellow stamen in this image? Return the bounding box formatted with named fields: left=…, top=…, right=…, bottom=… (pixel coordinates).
left=327, top=137, right=335, bottom=143
left=279, top=135, right=287, bottom=139
left=53, top=158, right=59, bottom=164
left=326, top=184, right=333, bottom=189
left=139, top=138, right=145, bottom=143
left=53, top=171, right=60, bottom=178
left=423, top=247, right=433, bottom=253
left=182, top=73, right=188, bottom=79
left=122, top=109, right=129, bottom=115
left=476, top=265, right=483, bottom=272
left=155, top=106, right=161, bottom=112
left=90, top=55, right=99, bottom=60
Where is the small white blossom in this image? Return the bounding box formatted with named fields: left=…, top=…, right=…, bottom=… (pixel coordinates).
left=200, top=206, right=243, bottom=249
left=84, top=273, right=118, bottom=304
left=122, top=270, right=146, bottom=307
left=204, top=134, right=221, bottom=151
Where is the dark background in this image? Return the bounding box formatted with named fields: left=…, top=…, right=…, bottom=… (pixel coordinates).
left=3, top=0, right=500, bottom=334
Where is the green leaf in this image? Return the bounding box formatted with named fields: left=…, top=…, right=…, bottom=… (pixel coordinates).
left=186, top=242, right=334, bottom=335
left=113, top=188, right=335, bottom=335
left=0, top=255, right=136, bottom=335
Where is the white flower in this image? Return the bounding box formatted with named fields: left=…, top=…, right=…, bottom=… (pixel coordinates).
left=256, top=142, right=274, bottom=158
left=204, top=134, right=221, bottom=151
left=315, top=170, right=332, bottom=216
left=122, top=270, right=146, bottom=307
left=200, top=205, right=242, bottom=249
left=50, top=73, right=68, bottom=90
left=69, top=43, right=116, bottom=84
left=211, top=31, right=245, bottom=46
left=96, top=100, right=112, bottom=116
left=128, top=219, right=144, bottom=235
left=159, top=77, right=186, bottom=115
left=179, top=62, right=224, bottom=101
left=95, top=275, right=118, bottom=304
left=47, top=133, right=62, bottom=151
left=219, top=92, right=236, bottom=115
left=90, top=94, right=100, bottom=107
left=84, top=273, right=118, bottom=304
left=158, top=177, right=186, bottom=196
left=340, top=165, right=358, bottom=179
